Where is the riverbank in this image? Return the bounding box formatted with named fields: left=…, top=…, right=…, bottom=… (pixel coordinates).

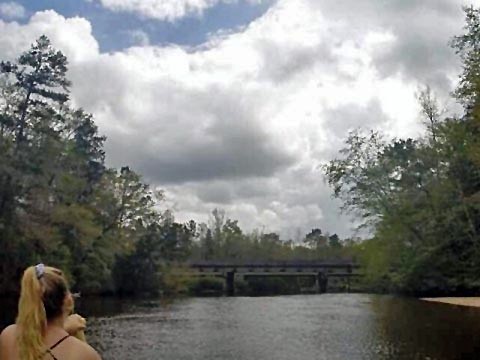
left=422, top=297, right=480, bottom=308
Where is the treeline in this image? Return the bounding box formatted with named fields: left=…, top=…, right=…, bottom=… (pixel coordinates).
left=189, top=209, right=355, bottom=263
left=324, top=6, right=480, bottom=296
left=0, top=37, right=354, bottom=296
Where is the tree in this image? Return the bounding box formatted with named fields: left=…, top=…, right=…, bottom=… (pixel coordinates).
left=328, top=234, right=342, bottom=249
left=203, top=228, right=215, bottom=260
left=0, top=36, right=73, bottom=293
left=451, top=6, right=480, bottom=108
left=222, top=219, right=243, bottom=260
left=0, top=35, right=70, bottom=145
left=323, top=6, right=480, bottom=295
left=304, top=228, right=327, bottom=249
left=0, top=37, right=177, bottom=294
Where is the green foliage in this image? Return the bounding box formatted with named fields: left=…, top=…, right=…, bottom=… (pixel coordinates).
left=187, top=277, right=224, bottom=296
left=189, top=209, right=355, bottom=265
left=451, top=6, right=480, bottom=107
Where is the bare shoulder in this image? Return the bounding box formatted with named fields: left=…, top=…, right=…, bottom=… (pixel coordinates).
left=0, top=324, right=17, bottom=342
left=0, top=325, right=17, bottom=359
left=0, top=325, right=16, bottom=336
left=68, top=337, right=101, bottom=360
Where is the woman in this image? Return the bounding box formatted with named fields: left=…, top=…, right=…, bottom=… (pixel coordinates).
left=0, top=264, right=101, bottom=360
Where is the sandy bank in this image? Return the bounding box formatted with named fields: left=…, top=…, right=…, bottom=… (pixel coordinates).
left=421, top=297, right=480, bottom=308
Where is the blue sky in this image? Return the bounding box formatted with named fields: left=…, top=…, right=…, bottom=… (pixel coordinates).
left=2, top=0, right=275, bottom=51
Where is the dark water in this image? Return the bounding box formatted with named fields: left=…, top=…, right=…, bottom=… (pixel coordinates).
left=3, top=294, right=480, bottom=359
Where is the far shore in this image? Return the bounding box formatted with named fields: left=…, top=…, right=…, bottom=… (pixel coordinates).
left=421, top=297, right=480, bottom=308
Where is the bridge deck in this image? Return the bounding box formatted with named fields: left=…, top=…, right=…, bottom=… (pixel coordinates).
left=190, top=262, right=360, bottom=269
left=178, top=271, right=361, bottom=277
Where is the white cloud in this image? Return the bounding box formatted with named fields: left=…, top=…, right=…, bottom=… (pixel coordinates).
left=0, top=0, right=465, bottom=238
left=94, top=0, right=257, bottom=21
left=0, top=11, right=99, bottom=63
left=0, top=2, right=26, bottom=19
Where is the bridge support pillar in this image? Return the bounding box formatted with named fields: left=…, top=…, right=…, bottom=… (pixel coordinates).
left=316, top=272, right=328, bottom=293
left=226, top=271, right=235, bottom=296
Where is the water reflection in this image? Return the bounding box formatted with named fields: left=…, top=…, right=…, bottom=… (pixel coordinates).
left=370, top=295, right=480, bottom=359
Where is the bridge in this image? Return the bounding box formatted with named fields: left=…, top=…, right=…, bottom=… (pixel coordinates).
left=188, top=261, right=361, bottom=296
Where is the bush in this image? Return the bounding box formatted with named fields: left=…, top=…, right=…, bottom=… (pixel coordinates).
left=188, top=277, right=224, bottom=296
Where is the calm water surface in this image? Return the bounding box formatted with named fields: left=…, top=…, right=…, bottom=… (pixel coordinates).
left=3, top=294, right=480, bottom=359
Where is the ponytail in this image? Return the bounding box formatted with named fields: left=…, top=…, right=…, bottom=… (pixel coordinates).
left=16, top=266, right=47, bottom=360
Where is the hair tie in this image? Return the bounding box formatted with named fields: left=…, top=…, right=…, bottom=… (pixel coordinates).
left=35, top=263, right=45, bottom=279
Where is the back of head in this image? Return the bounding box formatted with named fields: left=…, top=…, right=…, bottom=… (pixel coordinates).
left=16, top=264, right=69, bottom=360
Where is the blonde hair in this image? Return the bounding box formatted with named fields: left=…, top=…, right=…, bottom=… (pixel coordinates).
left=16, top=265, right=69, bottom=360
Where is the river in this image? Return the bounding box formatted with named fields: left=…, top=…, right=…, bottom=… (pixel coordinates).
left=2, top=294, right=480, bottom=359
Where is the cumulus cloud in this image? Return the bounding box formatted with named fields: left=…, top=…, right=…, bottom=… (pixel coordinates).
left=315, top=0, right=465, bottom=100
left=0, top=10, right=99, bottom=62
left=0, top=0, right=466, bottom=238
left=0, top=2, right=26, bottom=19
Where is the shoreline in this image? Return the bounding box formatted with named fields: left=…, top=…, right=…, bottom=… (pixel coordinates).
left=421, top=297, right=480, bottom=308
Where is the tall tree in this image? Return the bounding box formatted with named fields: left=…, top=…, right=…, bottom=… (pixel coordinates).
left=324, top=6, right=480, bottom=294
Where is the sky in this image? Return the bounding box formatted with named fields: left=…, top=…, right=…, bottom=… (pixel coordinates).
left=0, top=0, right=469, bottom=240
